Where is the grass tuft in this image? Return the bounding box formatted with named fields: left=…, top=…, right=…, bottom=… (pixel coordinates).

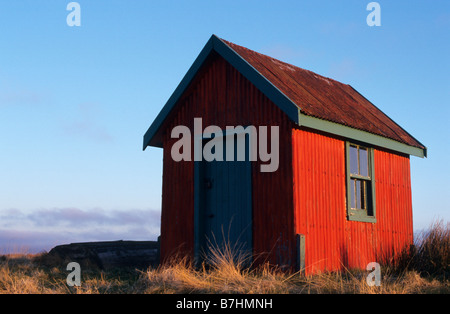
left=0, top=220, right=448, bottom=294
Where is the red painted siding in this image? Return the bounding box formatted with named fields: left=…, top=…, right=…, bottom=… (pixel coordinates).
left=158, top=52, right=414, bottom=272
left=293, top=128, right=413, bottom=274
left=160, top=135, right=194, bottom=259
left=159, top=53, right=296, bottom=266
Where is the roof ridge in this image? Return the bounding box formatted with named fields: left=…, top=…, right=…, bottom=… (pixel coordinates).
left=218, top=36, right=425, bottom=151
left=143, top=34, right=425, bottom=157
left=219, top=37, right=345, bottom=86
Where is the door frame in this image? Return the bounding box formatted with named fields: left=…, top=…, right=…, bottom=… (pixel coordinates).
left=193, top=128, right=253, bottom=264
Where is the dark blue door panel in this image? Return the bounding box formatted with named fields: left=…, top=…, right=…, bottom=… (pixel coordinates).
left=199, top=134, right=252, bottom=261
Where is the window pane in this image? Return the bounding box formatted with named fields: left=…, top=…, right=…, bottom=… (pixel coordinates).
left=349, top=145, right=358, bottom=175
left=356, top=180, right=361, bottom=209
left=360, top=180, right=366, bottom=210
left=350, top=179, right=356, bottom=209
left=359, top=147, right=369, bottom=177
left=367, top=182, right=374, bottom=216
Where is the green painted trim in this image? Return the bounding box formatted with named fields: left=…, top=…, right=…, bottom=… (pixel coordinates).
left=348, top=84, right=427, bottom=157
left=296, top=234, right=305, bottom=272
left=142, top=35, right=426, bottom=159
left=345, top=142, right=377, bottom=223
left=345, top=142, right=352, bottom=219
left=299, top=113, right=426, bottom=158
left=348, top=212, right=377, bottom=223
left=143, top=35, right=300, bottom=150
left=370, top=147, right=377, bottom=221
left=143, top=36, right=215, bottom=149
left=213, top=37, right=300, bottom=124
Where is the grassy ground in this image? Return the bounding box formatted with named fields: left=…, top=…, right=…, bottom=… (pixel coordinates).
left=0, top=221, right=448, bottom=294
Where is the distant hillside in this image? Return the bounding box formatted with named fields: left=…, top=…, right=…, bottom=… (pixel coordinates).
left=40, top=240, right=159, bottom=269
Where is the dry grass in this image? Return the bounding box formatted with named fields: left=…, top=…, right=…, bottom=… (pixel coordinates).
left=0, top=253, right=140, bottom=294
left=135, top=241, right=448, bottom=294
left=394, top=220, right=449, bottom=279
left=1, top=221, right=448, bottom=294
left=135, top=246, right=302, bottom=294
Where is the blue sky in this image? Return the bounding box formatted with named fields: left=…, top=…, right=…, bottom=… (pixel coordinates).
left=0, top=1, right=448, bottom=253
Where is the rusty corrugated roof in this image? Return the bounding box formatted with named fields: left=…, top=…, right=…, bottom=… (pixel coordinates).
left=144, top=35, right=425, bottom=156
left=221, top=38, right=425, bottom=150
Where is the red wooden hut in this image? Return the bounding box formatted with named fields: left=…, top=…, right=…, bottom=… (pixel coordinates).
left=143, top=35, right=426, bottom=274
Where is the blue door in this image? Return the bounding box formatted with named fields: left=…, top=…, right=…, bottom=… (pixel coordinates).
left=198, top=133, right=252, bottom=262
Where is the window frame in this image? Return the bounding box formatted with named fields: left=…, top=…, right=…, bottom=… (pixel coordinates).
left=345, top=141, right=376, bottom=223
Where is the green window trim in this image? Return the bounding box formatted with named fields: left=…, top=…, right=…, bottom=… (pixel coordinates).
left=346, top=141, right=377, bottom=223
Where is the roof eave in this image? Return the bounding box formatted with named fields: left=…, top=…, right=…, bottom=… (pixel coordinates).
left=298, top=112, right=427, bottom=158
left=143, top=34, right=300, bottom=150
left=143, top=35, right=427, bottom=158
left=346, top=84, right=427, bottom=157
left=142, top=35, right=216, bottom=150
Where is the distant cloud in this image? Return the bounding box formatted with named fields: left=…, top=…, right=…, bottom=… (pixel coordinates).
left=63, top=121, right=114, bottom=143
left=0, top=86, right=49, bottom=107
left=0, top=74, right=52, bottom=107
left=62, top=102, right=114, bottom=143
left=0, top=208, right=161, bottom=253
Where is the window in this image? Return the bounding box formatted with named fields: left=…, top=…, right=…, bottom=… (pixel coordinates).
left=346, top=142, right=376, bottom=222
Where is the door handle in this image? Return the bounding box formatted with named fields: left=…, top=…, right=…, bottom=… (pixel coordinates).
left=205, top=178, right=213, bottom=189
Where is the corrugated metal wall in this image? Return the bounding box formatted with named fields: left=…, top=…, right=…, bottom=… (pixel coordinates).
left=158, top=52, right=414, bottom=271
left=373, top=148, right=414, bottom=262
left=160, top=53, right=295, bottom=266
left=160, top=135, right=194, bottom=259
left=293, top=128, right=414, bottom=274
